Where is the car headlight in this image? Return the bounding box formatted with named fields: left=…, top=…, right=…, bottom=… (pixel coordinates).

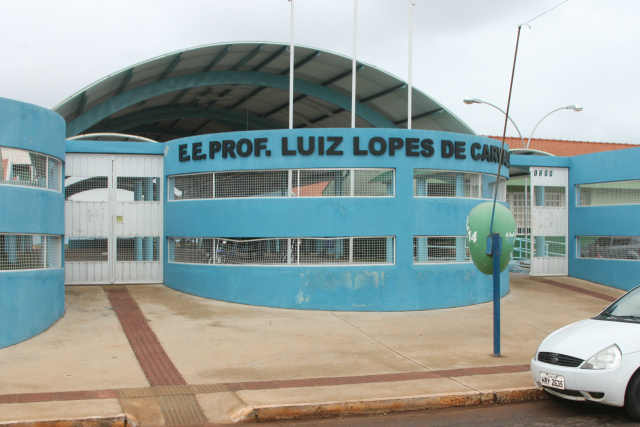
left=581, top=344, right=622, bottom=370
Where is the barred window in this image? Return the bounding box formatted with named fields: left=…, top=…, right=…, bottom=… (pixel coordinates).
left=534, top=236, right=566, bottom=258
left=116, top=237, right=159, bottom=261
left=0, top=147, right=62, bottom=192
left=577, top=236, right=640, bottom=261
left=534, top=186, right=565, bottom=207
left=414, top=169, right=505, bottom=201
left=577, top=180, right=640, bottom=207
left=65, top=176, right=109, bottom=201
left=168, top=173, right=213, bottom=200
left=168, top=236, right=395, bottom=266
left=413, top=236, right=470, bottom=264
left=0, top=234, right=62, bottom=270
left=217, top=170, right=288, bottom=198
left=65, top=237, right=108, bottom=261
left=167, top=168, right=394, bottom=200
left=116, top=177, right=159, bottom=201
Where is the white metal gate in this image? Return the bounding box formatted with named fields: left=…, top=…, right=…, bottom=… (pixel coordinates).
left=64, top=154, right=162, bottom=284
left=530, top=167, right=568, bottom=276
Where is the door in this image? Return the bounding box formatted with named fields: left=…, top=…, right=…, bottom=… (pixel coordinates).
left=64, top=154, right=162, bottom=284
left=529, top=167, right=568, bottom=276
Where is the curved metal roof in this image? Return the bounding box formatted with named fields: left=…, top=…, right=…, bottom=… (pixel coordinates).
left=54, top=42, right=474, bottom=142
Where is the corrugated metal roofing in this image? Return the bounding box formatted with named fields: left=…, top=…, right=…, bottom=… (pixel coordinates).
left=54, top=42, right=474, bottom=142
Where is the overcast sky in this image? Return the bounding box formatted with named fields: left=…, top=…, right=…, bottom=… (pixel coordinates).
left=1, top=0, right=637, bottom=144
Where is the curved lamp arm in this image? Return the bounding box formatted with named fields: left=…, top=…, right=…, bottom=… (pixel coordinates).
left=526, top=105, right=583, bottom=148
left=463, top=98, right=526, bottom=148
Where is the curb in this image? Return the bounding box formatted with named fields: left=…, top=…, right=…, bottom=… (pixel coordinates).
left=232, top=387, right=547, bottom=422
left=0, top=415, right=134, bottom=427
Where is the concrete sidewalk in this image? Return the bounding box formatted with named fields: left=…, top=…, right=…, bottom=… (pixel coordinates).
left=0, top=275, right=625, bottom=426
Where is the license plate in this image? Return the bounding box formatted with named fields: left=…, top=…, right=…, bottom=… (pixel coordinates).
left=541, top=372, right=565, bottom=390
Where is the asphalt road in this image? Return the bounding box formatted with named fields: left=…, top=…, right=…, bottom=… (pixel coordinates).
left=246, top=399, right=638, bottom=427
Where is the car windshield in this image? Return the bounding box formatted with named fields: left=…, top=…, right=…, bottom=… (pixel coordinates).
left=596, top=286, right=640, bottom=322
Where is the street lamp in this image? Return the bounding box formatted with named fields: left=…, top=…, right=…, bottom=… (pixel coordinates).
left=463, top=98, right=583, bottom=149
left=463, top=98, right=526, bottom=148
left=526, top=105, right=582, bottom=148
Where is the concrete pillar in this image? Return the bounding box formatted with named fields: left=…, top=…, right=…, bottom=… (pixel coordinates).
left=386, top=237, right=394, bottom=263
left=456, top=173, right=465, bottom=197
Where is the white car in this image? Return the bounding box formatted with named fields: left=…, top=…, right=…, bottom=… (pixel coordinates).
left=531, top=285, right=640, bottom=420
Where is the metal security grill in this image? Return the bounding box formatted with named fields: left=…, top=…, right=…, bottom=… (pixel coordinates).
left=65, top=237, right=108, bottom=261
left=116, top=177, right=159, bottom=201
left=413, top=236, right=470, bottom=264
left=577, top=180, right=640, bottom=206
left=168, top=173, right=213, bottom=200
left=116, top=237, right=159, bottom=261
left=168, top=236, right=395, bottom=265
left=0, top=147, right=62, bottom=192
left=0, top=234, right=62, bottom=270
left=577, top=236, right=640, bottom=260
left=65, top=176, right=109, bottom=201
left=534, top=236, right=566, bottom=258
left=216, top=170, right=288, bottom=198
left=414, top=169, right=505, bottom=201
left=167, top=168, right=394, bottom=200
left=534, top=186, right=566, bottom=207
left=507, top=192, right=531, bottom=235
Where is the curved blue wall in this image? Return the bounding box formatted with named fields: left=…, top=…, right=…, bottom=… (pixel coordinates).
left=164, top=128, right=510, bottom=311
left=0, top=97, right=65, bottom=348
left=568, top=147, right=640, bottom=290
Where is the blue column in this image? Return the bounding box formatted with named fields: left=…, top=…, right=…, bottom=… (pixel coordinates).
left=535, top=186, right=545, bottom=206
left=386, top=237, right=394, bottom=263
left=335, top=239, right=343, bottom=259
left=143, top=237, right=154, bottom=261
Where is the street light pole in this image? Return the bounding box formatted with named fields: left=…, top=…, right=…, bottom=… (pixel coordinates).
left=526, top=105, right=582, bottom=148
left=463, top=98, right=583, bottom=149
left=463, top=98, right=526, bottom=148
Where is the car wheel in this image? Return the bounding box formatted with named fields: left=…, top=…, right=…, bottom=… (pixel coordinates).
left=625, top=372, right=640, bottom=421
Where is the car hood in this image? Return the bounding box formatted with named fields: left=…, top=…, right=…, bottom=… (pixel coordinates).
left=539, top=318, right=640, bottom=359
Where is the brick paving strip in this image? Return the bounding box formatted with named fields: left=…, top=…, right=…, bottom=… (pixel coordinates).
left=11, top=279, right=612, bottom=422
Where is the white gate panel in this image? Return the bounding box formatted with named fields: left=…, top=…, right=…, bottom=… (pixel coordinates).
left=531, top=208, right=568, bottom=235
left=530, top=167, right=568, bottom=276
left=115, top=262, right=161, bottom=283
left=65, top=262, right=110, bottom=285
left=114, top=203, right=161, bottom=236
left=65, top=153, right=163, bottom=285
left=65, top=202, right=110, bottom=237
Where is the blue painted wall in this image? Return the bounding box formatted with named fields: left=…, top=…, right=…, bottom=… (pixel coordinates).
left=568, top=147, right=640, bottom=290
left=0, top=98, right=65, bottom=348
left=164, top=128, right=510, bottom=311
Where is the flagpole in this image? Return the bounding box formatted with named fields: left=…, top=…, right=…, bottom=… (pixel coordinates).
left=351, top=0, right=357, bottom=128
left=408, top=0, right=414, bottom=129
left=289, top=0, right=295, bottom=129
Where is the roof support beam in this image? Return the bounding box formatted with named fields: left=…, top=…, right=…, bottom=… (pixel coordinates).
left=160, top=53, right=183, bottom=80
left=393, top=108, right=443, bottom=126
left=262, top=63, right=363, bottom=118
left=117, top=69, right=134, bottom=94
left=66, top=71, right=395, bottom=137
left=227, top=50, right=320, bottom=111
left=252, top=45, right=287, bottom=72
left=86, top=105, right=281, bottom=134
left=203, top=45, right=231, bottom=71
left=75, top=91, right=88, bottom=118
left=231, top=45, right=264, bottom=70
left=360, top=84, right=407, bottom=103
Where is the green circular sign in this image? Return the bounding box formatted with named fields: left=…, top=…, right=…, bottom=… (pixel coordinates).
left=466, top=202, right=517, bottom=274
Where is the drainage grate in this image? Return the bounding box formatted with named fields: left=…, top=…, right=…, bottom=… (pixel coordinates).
left=158, top=394, right=207, bottom=426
